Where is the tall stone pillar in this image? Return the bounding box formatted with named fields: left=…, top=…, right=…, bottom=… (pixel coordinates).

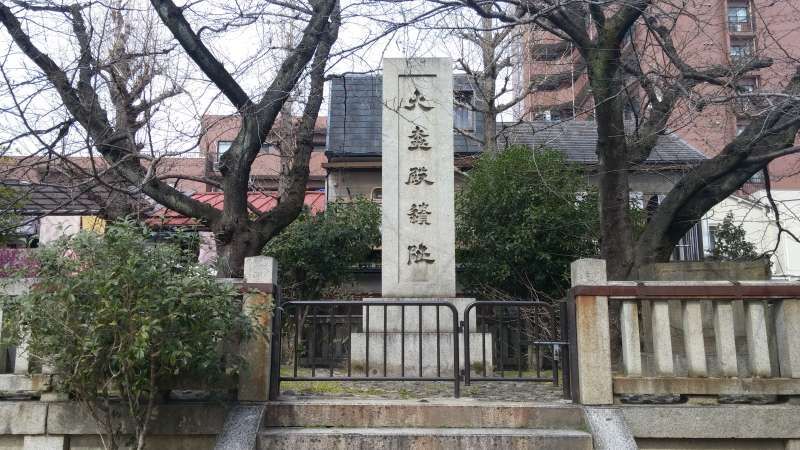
left=350, top=58, right=490, bottom=376
left=381, top=57, right=456, bottom=298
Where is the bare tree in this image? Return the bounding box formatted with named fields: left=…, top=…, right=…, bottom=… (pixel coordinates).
left=445, top=12, right=538, bottom=151
left=439, top=0, right=800, bottom=279
left=0, top=0, right=341, bottom=276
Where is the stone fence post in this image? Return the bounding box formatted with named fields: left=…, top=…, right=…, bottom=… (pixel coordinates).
left=569, top=259, right=613, bottom=405
left=239, top=256, right=277, bottom=402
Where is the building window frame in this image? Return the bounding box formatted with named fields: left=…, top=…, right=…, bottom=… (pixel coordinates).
left=454, top=91, right=475, bottom=131
left=213, top=140, right=232, bottom=171
left=730, top=38, right=755, bottom=61
left=371, top=187, right=382, bottom=203
left=728, top=2, right=754, bottom=33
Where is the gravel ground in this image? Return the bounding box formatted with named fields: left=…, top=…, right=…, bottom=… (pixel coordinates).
left=279, top=371, right=569, bottom=403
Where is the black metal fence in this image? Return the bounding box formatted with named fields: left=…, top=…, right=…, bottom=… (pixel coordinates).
left=268, top=298, right=571, bottom=400
left=269, top=299, right=461, bottom=398
left=463, top=300, right=570, bottom=398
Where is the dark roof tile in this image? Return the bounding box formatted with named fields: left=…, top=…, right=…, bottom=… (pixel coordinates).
left=327, top=75, right=706, bottom=164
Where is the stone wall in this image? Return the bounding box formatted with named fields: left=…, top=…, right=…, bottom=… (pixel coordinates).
left=0, top=402, right=226, bottom=450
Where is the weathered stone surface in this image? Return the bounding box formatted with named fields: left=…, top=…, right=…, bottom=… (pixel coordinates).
left=263, top=399, right=584, bottom=429
left=637, top=438, right=782, bottom=450
left=613, top=376, right=800, bottom=395
left=570, top=259, right=612, bottom=405
left=651, top=301, right=674, bottom=376
left=242, top=256, right=276, bottom=286
left=22, top=436, right=64, bottom=450
left=787, top=439, right=800, bottom=450
left=713, top=301, right=738, bottom=376
left=213, top=404, right=265, bottom=450
left=776, top=300, right=800, bottom=377
left=636, top=261, right=771, bottom=282
left=681, top=301, right=707, bottom=377
left=620, top=404, right=800, bottom=439
left=13, top=340, right=28, bottom=376
left=0, top=374, right=51, bottom=396
left=259, top=427, right=593, bottom=450
left=46, top=403, right=228, bottom=435
left=570, top=259, right=606, bottom=286
left=744, top=301, right=771, bottom=377
left=69, top=435, right=215, bottom=450
left=0, top=436, right=22, bottom=450
left=620, top=301, right=642, bottom=377
left=239, top=256, right=276, bottom=402
left=381, top=57, right=456, bottom=298
left=583, top=407, right=637, bottom=450
left=350, top=331, right=492, bottom=376
left=279, top=379, right=567, bottom=402
left=0, top=403, right=46, bottom=435
left=0, top=279, right=34, bottom=297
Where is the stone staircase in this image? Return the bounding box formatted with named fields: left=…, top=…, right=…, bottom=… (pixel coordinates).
left=259, top=399, right=593, bottom=449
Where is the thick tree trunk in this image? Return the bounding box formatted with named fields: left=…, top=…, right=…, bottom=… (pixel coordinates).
left=216, top=229, right=262, bottom=278
left=588, top=54, right=635, bottom=280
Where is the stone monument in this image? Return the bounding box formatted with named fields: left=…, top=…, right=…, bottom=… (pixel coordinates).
left=350, top=58, right=491, bottom=376
left=380, top=58, right=456, bottom=298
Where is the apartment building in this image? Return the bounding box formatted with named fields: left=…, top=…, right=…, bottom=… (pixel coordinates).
left=520, top=0, right=800, bottom=277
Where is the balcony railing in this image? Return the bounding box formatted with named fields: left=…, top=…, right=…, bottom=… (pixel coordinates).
left=728, top=20, right=754, bottom=33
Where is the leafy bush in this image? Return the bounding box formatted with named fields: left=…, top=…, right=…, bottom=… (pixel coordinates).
left=0, top=185, right=23, bottom=245
left=263, top=197, right=380, bottom=300
left=4, top=221, right=251, bottom=450
left=456, top=146, right=599, bottom=299
left=709, top=212, right=760, bottom=261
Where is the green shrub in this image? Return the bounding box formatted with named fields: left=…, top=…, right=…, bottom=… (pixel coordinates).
left=4, top=221, right=252, bottom=450
left=456, top=145, right=599, bottom=299
left=263, top=197, right=380, bottom=300
left=709, top=212, right=760, bottom=261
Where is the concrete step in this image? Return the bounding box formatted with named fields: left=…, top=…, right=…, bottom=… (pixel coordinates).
left=264, top=399, right=585, bottom=429
left=259, top=427, right=593, bottom=450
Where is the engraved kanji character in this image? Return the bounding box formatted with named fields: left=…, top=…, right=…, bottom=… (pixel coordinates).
left=407, top=243, right=435, bottom=265
left=408, top=203, right=432, bottom=225
left=403, top=89, right=435, bottom=111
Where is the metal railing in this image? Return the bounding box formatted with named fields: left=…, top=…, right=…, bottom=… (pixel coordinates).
left=463, top=300, right=570, bottom=399
left=728, top=20, right=754, bottom=33
left=269, top=299, right=461, bottom=399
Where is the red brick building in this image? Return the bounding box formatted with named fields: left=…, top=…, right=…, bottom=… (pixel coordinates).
left=521, top=0, right=800, bottom=188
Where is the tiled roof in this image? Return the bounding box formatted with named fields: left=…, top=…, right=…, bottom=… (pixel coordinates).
left=326, top=75, right=706, bottom=164
left=498, top=121, right=707, bottom=164
left=1, top=181, right=102, bottom=215
left=147, top=191, right=327, bottom=227
left=327, top=75, right=483, bottom=156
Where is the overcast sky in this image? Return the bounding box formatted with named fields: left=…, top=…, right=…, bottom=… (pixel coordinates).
left=0, top=1, right=519, bottom=157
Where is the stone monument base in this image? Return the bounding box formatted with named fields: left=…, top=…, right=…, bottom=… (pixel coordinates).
left=350, top=331, right=493, bottom=377
left=349, top=298, right=493, bottom=377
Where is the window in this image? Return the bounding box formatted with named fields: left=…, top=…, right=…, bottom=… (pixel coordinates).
left=708, top=225, right=718, bottom=254
left=728, top=3, right=753, bottom=33
left=673, top=222, right=705, bottom=261
left=736, top=77, right=757, bottom=93
left=213, top=140, right=232, bottom=170
left=730, top=38, right=754, bottom=60
left=735, top=78, right=759, bottom=113
left=748, top=171, right=765, bottom=184
left=534, top=109, right=562, bottom=122
left=736, top=120, right=750, bottom=136
left=371, top=187, right=382, bottom=203
left=454, top=91, right=474, bottom=130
